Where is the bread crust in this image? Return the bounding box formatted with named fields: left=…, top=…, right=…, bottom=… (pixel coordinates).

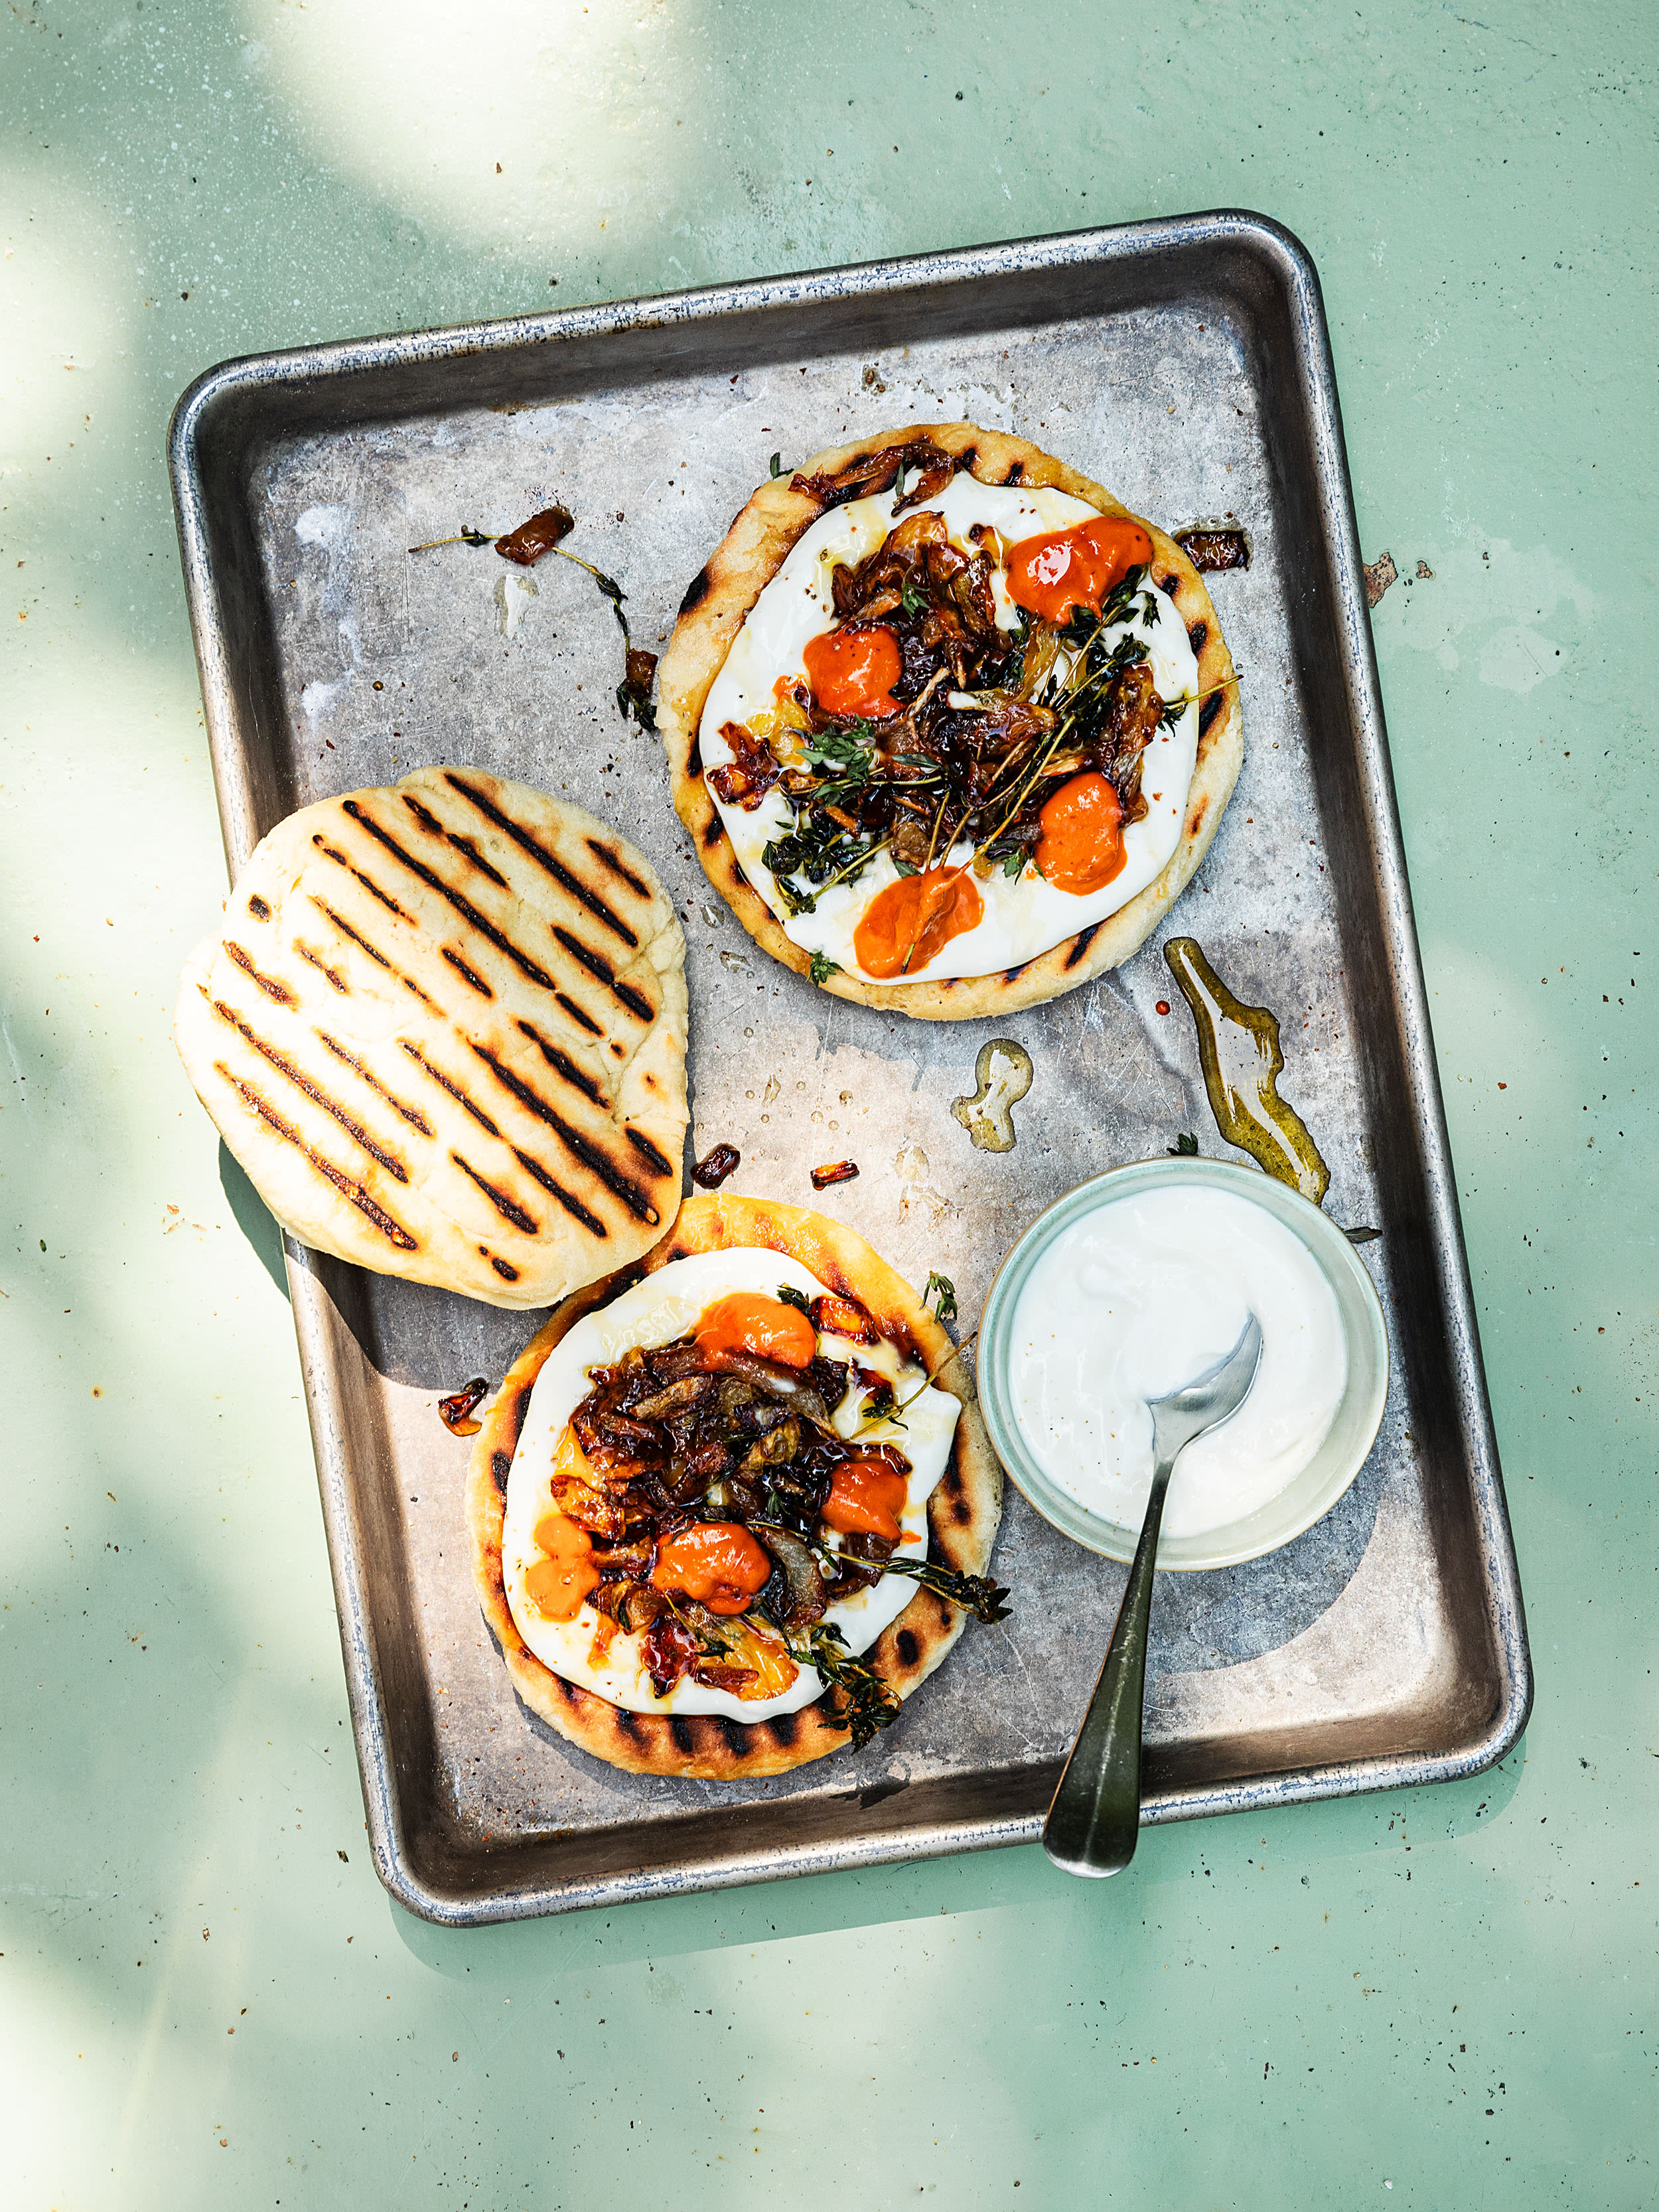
left=657, top=420, right=1242, bottom=1019
left=467, top=1194, right=1002, bottom=1779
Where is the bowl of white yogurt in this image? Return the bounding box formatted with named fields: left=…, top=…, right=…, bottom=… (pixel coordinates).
left=977, top=1158, right=1388, bottom=1570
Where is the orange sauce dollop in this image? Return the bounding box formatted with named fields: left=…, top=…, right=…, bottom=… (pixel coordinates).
left=822, top=1457, right=911, bottom=1544
left=1035, top=771, right=1127, bottom=895
left=802, top=624, right=902, bottom=717
left=853, top=865, right=984, bottom=980
left=652, top=1522, right=773, bottom=1617
left=525, top=1509, right=601, bottom=1622
left=693, top=1291, right=817, bottom=1370
left=1005, top=516, right=1154, bottom=625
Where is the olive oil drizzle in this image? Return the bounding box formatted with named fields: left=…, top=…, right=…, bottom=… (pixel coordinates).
left=1163, top=938, right=1331, bottom=1207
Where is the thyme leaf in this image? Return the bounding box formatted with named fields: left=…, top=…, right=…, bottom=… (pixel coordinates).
left=770, top=452, right=783, bottom=479
left=808, top=950, right=842, bottom=985
left=922, top=1271, right=958, bottom=1324
left=776, top=1283, right=814, bottom=1313
left=796, top=1623, right=899, bottom=1750
left=1169, top=1131, right=1199, bottom=1156
left=405, top=526, right=499, bottom=553
left=877, top=1556, right=1011, bottom=1625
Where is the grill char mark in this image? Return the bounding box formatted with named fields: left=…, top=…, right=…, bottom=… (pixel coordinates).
left=471, top=1047, right=658, bottom=1222
left=341, top=799, right=561, bottom=992
left=443, top=773, right=640, bottom=947
left=511, top=1149, right=607, bottom=1236
left=450, top=1151, right=538, bottom=1234
left=512, top=1020, right=605, bottom=1106
left=624, top=1127, right=674, bottom=1177
left=442, top=946, right=494, bottom=997
left=401, top=793, right=512, bottom=890
left=317, top=1032, right=433, bottom=1134
left=678, top=565, right=713, bottom=617
left=585, top=837, right=652, bottom=899
left=551, top=927, right=654, bottom=1023
left=214, top=1063, right=417, bottom=1248
left=490, top=1256, right=520, bottom=1282
left=1199, top=691, right=1225, bottom=736
left=1063, top=921, right=1102, bottom=971
left=398, top=1042, right=501, bottom=1136
left=311, top=897, right=391, bottom=968
left=247, top=895, right=270, bottom=921
left=295, top=942, right=349, bottom=994
left=210, top=999, right=409, bottom=1180
left=555, top=991, right=603, bottom=1037
left=311, top=834, right=411, bottom=919
left=222, top=939, right=293, bottom=1004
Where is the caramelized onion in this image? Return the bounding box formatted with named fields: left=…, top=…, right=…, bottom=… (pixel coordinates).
left=755, top=1522, right=828, bottom=1629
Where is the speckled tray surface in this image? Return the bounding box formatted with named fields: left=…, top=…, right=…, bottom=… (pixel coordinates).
left=169, top=212, right=1529, bottom=1923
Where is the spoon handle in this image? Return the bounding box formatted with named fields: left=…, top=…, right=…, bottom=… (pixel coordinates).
left=1042, top=1453, right=1175, bottom=1878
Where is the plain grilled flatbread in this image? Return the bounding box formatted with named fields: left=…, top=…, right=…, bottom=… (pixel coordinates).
left=175, top=766, right=688, bottom=1308
left=658, top=419, right=1242, bottom=1021
left=467, top=1193, right=1003, bottom=1779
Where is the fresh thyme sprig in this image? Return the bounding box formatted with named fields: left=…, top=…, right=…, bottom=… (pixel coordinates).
left=790, top=1622, right=899, bottom=1749
left=857, top=1331, right=977, bottom=1435
left=405, top=517, right=657, bottom=729
left=1153, top=672, right=1240, bottom=730
left=799, top=1528, right=1011, bottom=1627
left=874, top=1556, right=1011, bottom=1624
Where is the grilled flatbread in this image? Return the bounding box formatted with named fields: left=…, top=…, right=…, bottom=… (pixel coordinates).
left=658, top=420, right=1242, bottom=1020
left=175, top=767, right=687, bottom=1308
left=467, top=1194, right=1002, bottom=1779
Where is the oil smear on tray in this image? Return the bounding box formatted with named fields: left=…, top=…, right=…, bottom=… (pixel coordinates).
left=1163, top=938, right=1330, bottom=1205
left=952, top=1038, right=1034, bottom=1153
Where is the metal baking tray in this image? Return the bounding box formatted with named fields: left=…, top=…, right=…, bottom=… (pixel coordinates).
left=169, top=211, right=1530, bottom=1925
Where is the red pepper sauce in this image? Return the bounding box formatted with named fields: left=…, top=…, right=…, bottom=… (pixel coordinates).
left=822, top=1457, right=910, bottom=1544
left=693, top=1290, right=818, bottom=1370
left=1035, top=771, right=1127, bottom=895
left=524, top=1512, right=601, bottom=1622
left=802, top=625, right=902, bottom=717
left=1005, top=516, right=1154, bottom=625
left=651, top=1522, right=772, bottom=1617
left=853, top=865, right=984, bottom=980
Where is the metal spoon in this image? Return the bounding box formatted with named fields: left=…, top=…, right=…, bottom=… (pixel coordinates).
left=1043, top=1314, right=1263, bottom=1879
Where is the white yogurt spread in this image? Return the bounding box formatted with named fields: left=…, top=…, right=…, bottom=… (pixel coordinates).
left=502, top=1248, right=960, bottom=1721
left=1008, top=1185, right=1346, bottom=1539
left=699, top=473, right=1200, bottom=984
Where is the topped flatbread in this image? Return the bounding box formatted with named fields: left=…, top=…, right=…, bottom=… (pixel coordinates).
left=175, top=765, right=687, bottom=1308
left=468, top=1194, right=1003, bottom=1779
left=658, top=421, right=1241, bottom=1020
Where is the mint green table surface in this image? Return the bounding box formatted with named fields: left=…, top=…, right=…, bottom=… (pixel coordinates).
left=4, top=3, right=1652, bottom=2203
